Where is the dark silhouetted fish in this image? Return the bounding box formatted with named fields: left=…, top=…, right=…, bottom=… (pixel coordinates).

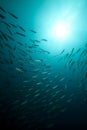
left=15, top=32, right=26, bottom=37
left=8, top=12, right=18, bottom=19
left=0, top=42, right=3, bottom=48
left=0, top=14, right=5, bottom=19
left=1, top=21, right=11, bottom=28
left=41, top=39, right=48, bottom=42
left=4, top=42, right=12, bottom=49
left=60, top=49, right=65, bottom=54
left=17, top=41, right=23, bottom=46
left=0, top=31, right=8, bottom=41
left=30, top=30, right=37, bottom=33
left=0, top=6, right=6, bottom=12
left=34, top=40, right=40, bottom=43
left=18, top=25, right=25, bottom=32
left=0, top=34, right=3, bottom=40
left=7, top=27, right=13, bottom=35
left=10, top=23, right=17, bottom=28
left=6, top=34, right=15, bottom=41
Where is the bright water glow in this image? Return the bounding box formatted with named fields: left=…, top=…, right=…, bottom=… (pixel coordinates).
left=51, top=21, right=71, bottom=40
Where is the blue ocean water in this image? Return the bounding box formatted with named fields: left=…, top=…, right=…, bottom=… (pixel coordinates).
left=0, top=0, right=87, bottom=129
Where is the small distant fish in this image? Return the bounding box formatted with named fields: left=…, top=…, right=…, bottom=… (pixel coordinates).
left=6, top=34, right=15, bottom=41
left=34, top=40, right=40, bottom=43
left=0, top=6, right=6, bottom=12
left=0, top=35, right=3, bottom=40
left=52, top=85, right=58, bottom=89
left=29, top=39, right=36, bottom=44
left=34, top=93, right=40, bottom=97
left=17, top=42, right=23, bottom=46
left=39, top=48, right=50, bottom=54
left=60, top=95, right=66, bottom=99
left=71, top=48, right=74, bottom=53
left=4, top=42, right=12, bottom=49
left=65, top=84, right=67, bottom=89
left=60, top=108, right=67, bottom=113
left=59, top=77, right=65, bottom=82
left=36, top=82, right=42, bottom=85
left=0, top=31, right=8, bottom=41
left=8, top=12, right=18, bottom=19
left=10, top=23, right=17, bottom=28
left=76, top=48, right=81, bottom=54
left=41, top=39, right=48, bottom=42
left=42, top=77, right=48, bottom=80
left=2, top=21, right=11, bottom=28
left=42, top=71, right=48, bottom=74
left=23, top=80, right=30, bottom=83
left=30, top=30, right=37, bottom=33
left=0, top=42, right=3, bottom=48
left=18, top=25, right=25, bottom=32
left=35, top=59, right=43, bottom=63
left=20, top=100, right=28, bottom=106
left=67, top=99, right=72, bottom=103
left=85, top=72, right=87, bottom=79
left=0, top=14, right=5, bottom=19
left=60, top=49, right=65, bottom=54
left=15, top=32, right=26, bottom=37
left=32, top=75, right=38, bottom=78
left=16, top=67, right=24, bottom=73
left=13, top=45, right=16, bottom=50
left=7, top=27, right=13, bottom=35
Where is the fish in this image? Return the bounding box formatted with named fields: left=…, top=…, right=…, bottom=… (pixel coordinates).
left=30, top=29, right=37, bottom=33
left=1, top=21, right=11, bottom=28
left=15, top=32, right=26, bottom=37
left=34, top=40, right=40, bottom=43
left=85, top=72, right=87, bottom=79
left=0, top=6, right=6, bottom=12
left=52, top=85, right=58, bottom=89
left=20, top=100, right=28, bottom=106
left=32, top=75, right=38, bottom=78
left=42, top=71, right=48, bottom=74
left=5, top=58, right=13, bottom=64
left=60, top=108, right=67, bottom=113
left=70, top=48, right=75, bottom=55
left=17, top=42, right=23, bottom=46
left=4, top=42, right=12, bottom=49
left=36, top=82, right=42, bottom=85
left=39, top=48, right=50, bottom=54
left=10, top=23, right=17, bottom=28
left=8, top=50, right=15, bottom=58
left=0, top=42, right=3, bottom=48
left=8, top=12, right=18, bottom=19
left=23, top=80, right=30, bottom=83
left=6, top=34, right=15, bottom=41
left=0, top=35, right=3, bottom=40
left=76, top=48, right=81, bottom=54
left=41, top=39, right=48, bottom=42
left=0, top=14, right=5, bottom=19
left=59, top=78, right=65, bottom=82
left=35, top=59, right=43, bottom=63
left=18, top=25, right=25, bottom=32
left=16, top=67, right=24, bottom=73
left=0, top=31, right=8, bottom=41
left=7, top=27, right=13, bottom=35
left=67, top=99, right=72, bottom=103
left=60, top=49, right=65, bottom=54
left=60, top=95, right=66, bottom=99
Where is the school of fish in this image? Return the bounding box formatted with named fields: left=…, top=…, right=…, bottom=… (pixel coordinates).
left=0, top=6, right=87, bottom=129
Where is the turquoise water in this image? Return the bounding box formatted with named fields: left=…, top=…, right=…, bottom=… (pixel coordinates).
left=0, top=0, right=87, bottom=129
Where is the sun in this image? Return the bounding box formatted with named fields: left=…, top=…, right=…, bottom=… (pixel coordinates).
left=51, top=21, right=71, bottom=40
